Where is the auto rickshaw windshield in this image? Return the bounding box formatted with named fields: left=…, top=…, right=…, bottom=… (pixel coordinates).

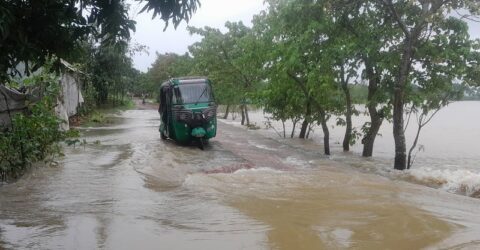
left=176, top=83, right=213, bottom=104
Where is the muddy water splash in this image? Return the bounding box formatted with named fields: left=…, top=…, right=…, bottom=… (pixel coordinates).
left=1, top=109, right=479, bottom=249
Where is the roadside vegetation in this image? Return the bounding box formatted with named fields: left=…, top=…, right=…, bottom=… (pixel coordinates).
left=0, top=0, right=200, bottom=181
left=0, top=71, right=68, bottom=180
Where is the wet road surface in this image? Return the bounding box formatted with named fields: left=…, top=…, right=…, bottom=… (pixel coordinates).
left=1, top=109, right=480, bottom=249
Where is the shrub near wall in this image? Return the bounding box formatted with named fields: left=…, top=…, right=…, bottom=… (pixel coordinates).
left=0, top=78, right=66, bottom=182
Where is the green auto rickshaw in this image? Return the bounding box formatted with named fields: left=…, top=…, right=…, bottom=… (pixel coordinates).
left=158, top=77, right=217, bottom=149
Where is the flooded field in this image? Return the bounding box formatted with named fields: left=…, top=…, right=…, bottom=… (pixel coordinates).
left=1, top=108, right=480, bottom=249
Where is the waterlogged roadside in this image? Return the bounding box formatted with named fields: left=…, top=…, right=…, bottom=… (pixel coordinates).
left=0, top=109, right=479, bottom=249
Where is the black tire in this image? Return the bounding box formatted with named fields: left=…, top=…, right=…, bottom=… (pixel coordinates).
left=198, top=138, right=205, bottom=150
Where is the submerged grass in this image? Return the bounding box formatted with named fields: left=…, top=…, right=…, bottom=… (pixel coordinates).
left=72, top=97, right=135, bottom=127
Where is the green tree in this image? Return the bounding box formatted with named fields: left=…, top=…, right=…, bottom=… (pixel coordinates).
left=188, top=22, right=264, bottom=125
left=330, top=0, right=396, bottom=156
left=149, top=53, right=194, bottom=82
left=84, top=41, right=134, bottom=105
left=257, top=79, right=304, bottom=138
left=376, top=0, right=480, bottom=170
left=254, top=0, right=344, bottom=155
left=0, top=69, right=66, bottom=181
left=145, top=52, right=195, bottom=99
left=0, top=0, right=200, bottom=81
left=404, top=16, right=478, bottom=169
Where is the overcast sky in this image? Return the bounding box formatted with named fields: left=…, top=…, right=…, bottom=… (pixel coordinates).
left=130, top=1, right=480, bottom=72
left=130, top=0, right=266, bottom=72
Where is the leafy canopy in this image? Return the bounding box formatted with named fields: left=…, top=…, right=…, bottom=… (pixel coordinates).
left=0, top=0, right=200, bottom=80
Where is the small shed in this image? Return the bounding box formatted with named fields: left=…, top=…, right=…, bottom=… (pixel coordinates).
left=0, top=85, right=39, bottom=128
left=55, top=59, right=85, bottom=130
left=0, top=59, right=85, bottom=130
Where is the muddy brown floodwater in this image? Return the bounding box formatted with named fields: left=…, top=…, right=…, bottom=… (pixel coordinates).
left=1, top=109, right=480, bottom=250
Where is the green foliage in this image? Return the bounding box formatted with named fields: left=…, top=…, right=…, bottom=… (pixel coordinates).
left=188, top=22, right=264, bottom=106
left=253, top=0, right=343, bottom=131
left=89, top=112, right=108, bottom=124
left=0, top=0, right=200, bottom=81
left=0, top=74, right=66, bottom=181
left=89, top=43, right=134, bottom=105
left=139, top=0, right=200, bottom=29
left=143, top=52, right=195, bottom=99
left=350, top=85, right=368, bottom=104
left=64, top=129, right=81, bottom=148
left=74, top=39, right=141, bottom=107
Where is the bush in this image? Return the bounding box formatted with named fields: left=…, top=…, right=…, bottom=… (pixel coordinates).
left=0, top=101, right=66, bottom=181
left=0, top=72, right=67, bottom=182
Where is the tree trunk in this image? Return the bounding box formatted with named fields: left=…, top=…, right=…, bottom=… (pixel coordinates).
left=341, top=73, right=353, bottom=152
left=407, top=122, right=422, bottom=169
left=223, top=104, right=230, bottom=119
left=343, top=113, right=352, bottom=151
left=306, top=124, right=313, bottom=139
left=232, top=106, right=237, bottom=120
left=299, top=101, right=311, bottom=139
left=320, top=111, right=330, bottom=155
left=362, top=115, right=383, bottom=157
left=393, top=94, right=407, bottom=170
left=393, top=39, right=413, bottom=170
left=299, top=119, right=309, bottom=139
left=244, top=104, right=250, bottom=125
left=282, top=120, right=286, bottom=138
left=0, top=91, right=14, bottom=130
left=361, top=57, right=384, bottom=157
left=291, top=118, right=298, bottom=138
left=241, top=104, right=245, bottom=125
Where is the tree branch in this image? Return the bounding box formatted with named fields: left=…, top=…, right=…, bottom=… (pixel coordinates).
left=421, top=105, right=442, bottom=126
left=455, top=10, right=480, bottom=23
left=218, top=44, right=252, bottom=88
left=286, top=71, right=327, bottom=120
left=380, top=0, right=410, bottom=37
left=404, top=104, right=414, bottom=133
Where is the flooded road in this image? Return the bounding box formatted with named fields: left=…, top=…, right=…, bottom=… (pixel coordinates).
left=1, top=108, right=480, bottom=249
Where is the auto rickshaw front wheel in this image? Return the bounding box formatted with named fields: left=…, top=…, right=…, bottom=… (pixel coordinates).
left=198, top=137, right=207, bottom=150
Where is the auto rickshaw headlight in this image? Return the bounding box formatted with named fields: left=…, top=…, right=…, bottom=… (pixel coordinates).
left=203, top=106, right=217, bottom=120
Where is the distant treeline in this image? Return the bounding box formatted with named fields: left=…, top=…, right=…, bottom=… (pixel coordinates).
left=344, top=84, right=480, bottom=103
